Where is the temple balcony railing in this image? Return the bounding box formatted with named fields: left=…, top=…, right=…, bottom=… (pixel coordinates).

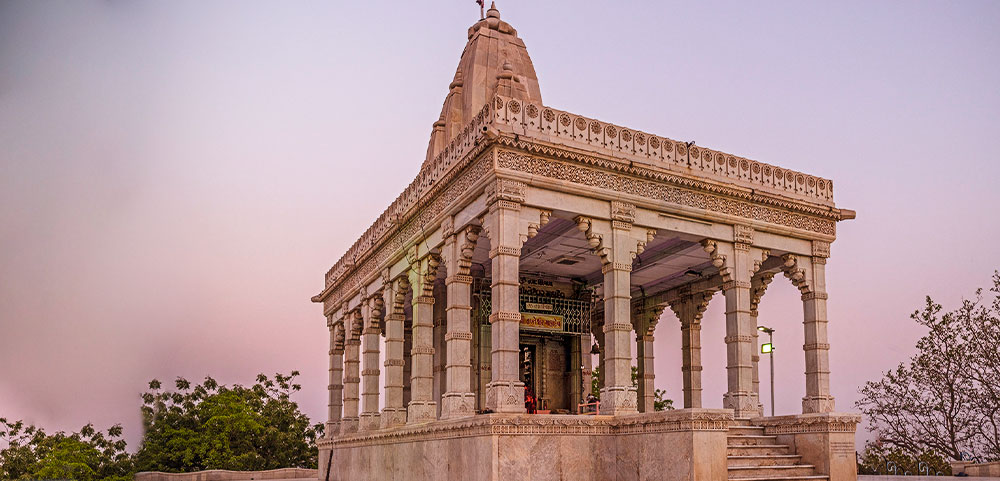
left=490, top=94, right=835, bottom=208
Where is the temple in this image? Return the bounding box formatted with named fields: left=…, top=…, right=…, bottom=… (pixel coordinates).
left=313, top=5, right=860, bottom=481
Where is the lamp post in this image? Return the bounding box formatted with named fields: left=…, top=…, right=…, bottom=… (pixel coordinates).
left=758, top=325, right=775, bottom=417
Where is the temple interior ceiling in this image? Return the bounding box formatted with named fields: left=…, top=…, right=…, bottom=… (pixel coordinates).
left=464, top=215, right=728, bottom=297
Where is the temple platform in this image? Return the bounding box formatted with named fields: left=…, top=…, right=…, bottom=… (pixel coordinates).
left=318, top=410, right=859, bottom=481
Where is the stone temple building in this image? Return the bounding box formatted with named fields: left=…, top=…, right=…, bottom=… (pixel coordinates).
left=313, top=5, right=860, bottom=481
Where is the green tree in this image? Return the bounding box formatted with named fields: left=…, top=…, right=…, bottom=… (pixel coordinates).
left=134, top=371, right=322, bottom=473
left=0, top=419, right=132, bottom=481
left=590, top=366, right=673, bottom=411
left=856, top=272, right=1000, bottom=463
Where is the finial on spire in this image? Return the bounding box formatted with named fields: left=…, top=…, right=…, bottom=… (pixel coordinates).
left=497, top=59, right=514, bottom=80
left=487, top=2, right=500, bottom=19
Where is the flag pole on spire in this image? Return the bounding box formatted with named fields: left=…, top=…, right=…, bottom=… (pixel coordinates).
left=476, top=0, right=485, bottom=20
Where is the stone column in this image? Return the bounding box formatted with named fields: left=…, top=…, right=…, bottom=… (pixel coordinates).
left=577, top=202, right=654, bottom=415
left=592, top=317, right=605, bottom=395
left=476, top=311, right=491, bottom=412
left=483, top=185, right=526, bottom=414
left=634, top=304, right=663, bottom=413
left=670, top=291, right=712, bottom=409
left=432, top=281, right=447, bottom=418
left=340, top=310, right=362, bottom=434
left=441, top=223, right=480, bottom=419
left=580, top=333, right=593, bottom=406
left=707, top=229, right=760, bottom=419
left=785, top=242, right=836, bottom=414
left=381, top=277, right=408, bottom=428
left=326, top=319, right=344, bottom=437
left=569, top=334, right=582, bottom=412
left=636, top=333, right=655, bottom=412
left=751, top=329, right=761, bottom=398
left=359, top=293, right=383, bottom=431
left=403, top=315, right=412, bottom=407
left=407, top=249, right=440, bottom=423
left=750, top=272, right=774, bottom=413
left=601, top=245, right=634, bottom=414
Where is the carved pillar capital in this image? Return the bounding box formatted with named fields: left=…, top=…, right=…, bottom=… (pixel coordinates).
left=407, top=251, right=440, bottom=299
left=485, top=178, right=525, bottom=211
left=812, top=240, right=831, bottom=259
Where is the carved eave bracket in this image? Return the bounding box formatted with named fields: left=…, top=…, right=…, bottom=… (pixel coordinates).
left=574, top=202, right=656, bottom=268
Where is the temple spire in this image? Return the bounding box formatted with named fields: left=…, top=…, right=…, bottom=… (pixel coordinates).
left=423, top=1, right=542, bottom=168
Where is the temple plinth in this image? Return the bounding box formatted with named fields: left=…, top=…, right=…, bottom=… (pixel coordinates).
left=313, top=5, right=860, bottom=481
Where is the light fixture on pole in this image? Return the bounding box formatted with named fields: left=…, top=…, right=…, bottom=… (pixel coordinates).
left=758, top=325, right=776, bottom=417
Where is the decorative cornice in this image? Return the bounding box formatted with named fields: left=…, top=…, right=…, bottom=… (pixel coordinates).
left=494, top=136, right=845, bottom=219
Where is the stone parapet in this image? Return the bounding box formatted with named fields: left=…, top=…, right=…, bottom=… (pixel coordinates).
left=753, top=412, right=861, bottom=481
left=491, top=94, right=836, bottom=206
left=319, top=409, right=733, bottom=481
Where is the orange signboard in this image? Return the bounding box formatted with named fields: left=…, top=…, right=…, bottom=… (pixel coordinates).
left=520, top=312, right=563, bottom=331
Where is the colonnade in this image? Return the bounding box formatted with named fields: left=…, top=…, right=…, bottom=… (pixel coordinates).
left=324, top=193, right=836, bottom=436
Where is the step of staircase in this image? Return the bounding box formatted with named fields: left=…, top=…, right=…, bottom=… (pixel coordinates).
left=728, top=444, right=793, bottom=456
left=728, top=465, right=818, bottom=478
left=727, top=476, right=829, bottom=481
left=728, top=434, right=779, bottom=446
left=727, top=424, right=828, bottom=481
left=728, top=454, right=802, bottom=467
left=728, top=425, right=766, bottom=435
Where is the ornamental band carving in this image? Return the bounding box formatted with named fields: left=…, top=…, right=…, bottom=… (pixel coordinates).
left=495, top=151, right=836, bottom=236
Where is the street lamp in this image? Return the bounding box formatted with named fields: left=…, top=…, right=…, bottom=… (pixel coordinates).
left=758, top=325, right=776, bottom=417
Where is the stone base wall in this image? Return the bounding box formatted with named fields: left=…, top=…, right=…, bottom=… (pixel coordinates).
left=135, top=468, right=317, bottom=481
left=754, top=412, right=862, bottom=481
left=318, top=409, right=733, bottom=481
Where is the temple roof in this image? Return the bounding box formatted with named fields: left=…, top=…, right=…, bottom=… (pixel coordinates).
left=423, top=3, right=542, bottom=168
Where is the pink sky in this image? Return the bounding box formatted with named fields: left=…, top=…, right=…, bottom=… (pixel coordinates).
left=1, top=1, right=999, bottom=447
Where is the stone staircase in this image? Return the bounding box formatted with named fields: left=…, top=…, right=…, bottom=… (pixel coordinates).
left=727, top=422, right=828, bottom=481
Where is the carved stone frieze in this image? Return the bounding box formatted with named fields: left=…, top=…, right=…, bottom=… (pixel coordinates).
left=496, top=151, right=837, bottom=236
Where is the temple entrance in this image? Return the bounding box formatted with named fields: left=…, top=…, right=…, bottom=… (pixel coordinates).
left=472, top=276, right=593, bottom=414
